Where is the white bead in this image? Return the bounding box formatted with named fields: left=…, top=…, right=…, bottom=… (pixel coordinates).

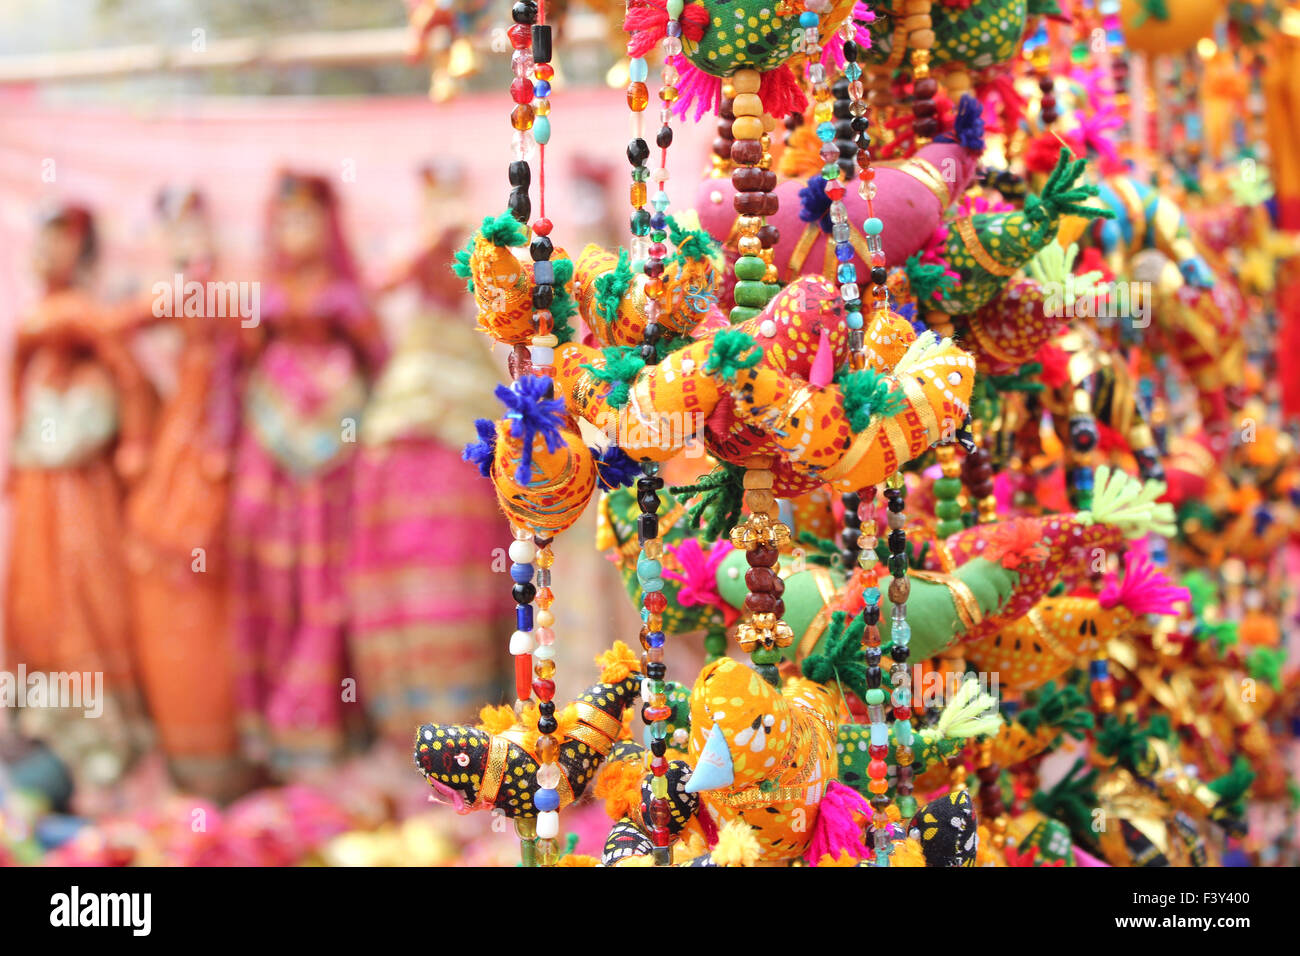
left=508, top=539, right=537, bottom=564
left=529, top=345, right=554, bottom=367
left=536, top=608, right=555, bottom=628
left=759, top=319, right=777, bottom=338
left=509, top=630, right=535, bottom=655
left=651, top=167, right=670, bottom=183
left=534, top=643, right=556, bottom=661
left=536, top=763, right=562, bottom=788
left=536, top=811, right=560, bottom=839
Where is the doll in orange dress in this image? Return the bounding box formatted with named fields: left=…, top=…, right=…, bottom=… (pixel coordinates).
left=5, top=204, right=153, bottom=786
left=120, top=188, right=247, bottom=800
left=227, top=173, right=387, bottom=775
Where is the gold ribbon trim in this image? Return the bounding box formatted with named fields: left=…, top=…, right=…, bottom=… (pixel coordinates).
left=566, top=721, right=614, bottom=756
left=954, top=216, right=1018, bottom=277
left=478, top=735, right=511, bottom=807
left=573, top=702, right=623, bottom=742
left=912, top=569, right=984, bottom=633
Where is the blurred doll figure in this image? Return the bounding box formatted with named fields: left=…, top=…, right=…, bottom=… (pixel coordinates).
left=121, top=188, right=247, bottom=800
left=5, top=203, right=152, bottom=786
left=229, top=173, right=386, bottom=776
left=348, top=161, right=505, bottom=740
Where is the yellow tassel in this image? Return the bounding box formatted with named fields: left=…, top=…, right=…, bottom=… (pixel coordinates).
left=596, top=640, right=643, bottom=684
left=814, top=849, right=862, bottom=867
left=478, top=705, right=516, bottom=736
left=556, top=854, right=600, bottom=867
left=891, top=838, right=927, bottom=867
left=712, top=820, right=763, bottom=867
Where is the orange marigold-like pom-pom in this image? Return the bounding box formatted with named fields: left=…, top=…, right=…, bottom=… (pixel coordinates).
left=777, top=120, right=826, bottom=180
left=891, top=838, right=928, bottom=867
left=556, top=854, right=600, bottom=867
left=594, top=759, right=646, bottom=822
left=478, top=704, right=517, bottom=736
left=596, top=640, right=643, bottom=684
left=983, top=517, right=1050, bottom=569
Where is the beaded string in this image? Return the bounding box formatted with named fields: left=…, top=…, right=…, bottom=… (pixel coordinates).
left=855, top=486, right=894, bottom=863
left=905, top=0, right=938, bottom=144
left=732, top=456, right=793, bottom=686
left=628, top=14, right=682, bottom=867
left=882, top=473, right=914, bottom=823
left=728, top=66, right=778, bottom=322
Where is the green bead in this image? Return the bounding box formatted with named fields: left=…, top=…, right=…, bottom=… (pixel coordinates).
left=897, top=794, right=918, bottom=818
left=936, top=519, right=965, bottom=538
left=733, top=280, right=769, bottom=307
left=865, top=688, right=885, bottom=705
left=935, top=500, right=963, bottom=520
left=933, top=476, right=963, bottom=499
left=735, top=255, right=766, bottom=281
left=729, top=306, right=761, bottom=323
left=821, top=162, right=841, bottom=180
left=631, top=166, right=650, bottom=182
left=751, top=646, right=781, bottom=664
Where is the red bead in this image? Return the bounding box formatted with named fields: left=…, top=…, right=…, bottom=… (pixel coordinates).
left=869, top=744, right=888, bottom=759
left=650, top=826, right=671, bottom=846
left=868, top=759, right=888, bottom=778
left=644, top=705, right=672, bottom=722
left=534, top=63, right=554, bottom=80
left=826, top=181, right=846, bottom=200
left=643, top=591, right=668, bottom=614
left=532, top=678, right=555, bottom=701
left=651, top=756, right=668, bottom=775
left=514, top=654, right=533, bottom=700
left=508, top=24, right=531, bottom=48
left=532, top=217, right=553, bottom=236
left=894, top=705, right=911, bottom=720
left=510, top=77, right=534, bottom=104
left=649, top=798, right=672, bottom=827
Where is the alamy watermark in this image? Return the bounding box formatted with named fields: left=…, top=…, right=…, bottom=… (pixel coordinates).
left=0, top=666, right=103, bottom=718
left=152, top=273, right=260, bottom=328
left=1042, top=276, right=1151, bottom=328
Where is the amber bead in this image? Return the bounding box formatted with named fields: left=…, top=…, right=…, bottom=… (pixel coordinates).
left=644, top=591, right=668, bottom=614
left=627, top=81, right=649, bottom=112
left=511, top=104, right=535, bottom=130
left=630, top=181, right=648, bottom=207
left=536, top=734, right=559, bottom=763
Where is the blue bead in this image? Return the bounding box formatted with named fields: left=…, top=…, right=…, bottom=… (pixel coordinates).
left=846, top=311, right=864, bottom=330
left=642, top=577, right=664, bottom=592
left=533, top=79, right=551, bottom=98
left=516, top=605, right=533, bottom=631
left=864, top=217, right=883, bottom=235
left=799, top=11, right=819, bottom=26
left=835, top=243, right=855, bottom=263
left=864, top=586, right=880, bottom=604
left=510, top=562, right=534, bottom=583
left=1089, top=659, right=1110, bottom=680
left=533, top=115, right=551, bottom=145
left=647, top=630, right=665, bottom=648
left=534, top=787, right=560, bottom=812
left=629, top=58, right=649, bottom=82
left=845, top=64, right=862, bottom=81
left=650, top=211, right=668, bottom=229
left=837, top=263, right=856, bottom=282
left=817, top=121, right=835, bottom=142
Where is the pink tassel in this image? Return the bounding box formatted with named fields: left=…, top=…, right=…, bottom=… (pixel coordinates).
left=662, top=539, right=739, bottom=625
left=1098, top=551, right=1191, bottom=617
left=669, top=54, right=723, bottom=122
left=625, top=0, right=708, bottom=57
left=803, top=780, right=872, bottom=865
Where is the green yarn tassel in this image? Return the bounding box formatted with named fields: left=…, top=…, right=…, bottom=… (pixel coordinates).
left=1018, top=681, right=1094, bottom=739
left=836, top=367, right=906, bottom=432
left=802, top=611, right=868, bottom=699
left=903, top=251, right=955, bottom=305
left=1207, top=756, right=1255, bottom=819
left=580, top=346, right=645, bottom=408
left=703, top=329, right=761, bottom=382
left=550, top=257, right=577, bottom=344
left=592, top=248, right=635, bottom=323
left=669, top=462, right=746, bottom=540
left=452, top=238, right=475, bottom=293
left=667, top=215, right=721, bottom=263
left=1024, top=149, right=1115, bottom=240
left=481, top=209, right=529, bottom=247
left=1033, top=757, right=1100, bottom=845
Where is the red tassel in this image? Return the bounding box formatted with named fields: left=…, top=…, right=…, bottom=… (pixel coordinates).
left=625, top=0, right=708, bottom=57
left=757, top=65, right=808, bottom=120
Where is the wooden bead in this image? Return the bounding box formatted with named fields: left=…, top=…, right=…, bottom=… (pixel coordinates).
left=732, top=69, right=761, bottom=94
left=732, top=92, right=763, bottom=116
left=731, top=115, right=763, bottom=140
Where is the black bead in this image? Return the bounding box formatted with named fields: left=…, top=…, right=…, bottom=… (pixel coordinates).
left=643, top=321, right=662, bottom=341
left=871, top=266, right=888, bottom=284
left=851, top=116, right=869, bottom=133
left=656, top=126, right=673, bottom=149
left=646, top=662, right=666, bottom=680
left=891, top=645, right=910, bottom=662
left=507, top=186, right=531, bottom=222
left=531, top=24, right=552, bottom=62
left=843, top=40, right=859, bottom=62
left=638, top=491, right=661, bottom=514
left=636, top=475, right=665, bottom=491
left=530, top=236, right=553, bottom=261
left=866, top=666, right=882, bottom=689
left=639, top=343, right=657, bottom=363
left=531, top=283, right=553, bottom=309
left=863, top=605, right=880, bottom=626
left=888, top=529, right=906, bottom=553
left=508, top=160, right=531, bottom=188
left=636, top=514, right=658, bottom=541
left=537, top=715, right=558, bottom=734
left=627, top=138, right=650, bottom=166
left=649, top=738, right=667, bottom=757
left=511, top=1, right=537, bottom=24
left=512, top=582, right=536, bottom=604
left=864, top=647, right=882, bottom=666
left=537, top=700, right=555, bottom=716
